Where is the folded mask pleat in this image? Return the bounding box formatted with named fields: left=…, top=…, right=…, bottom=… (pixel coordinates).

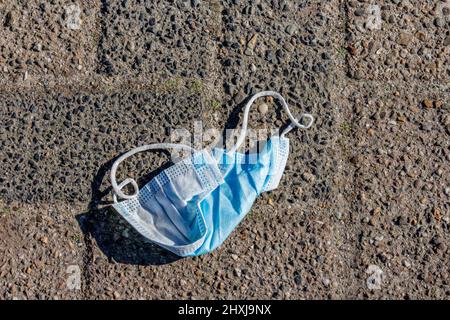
left=168, top=167, right=204, bottom=201
left=134, top=205, right=179, bottom=245
left=152, top=189, right=193, bottom=243
left=136, top=189, right=187, bottom=245
left=243, top=166, right=261, bottom=196
left=164, top=181, right=201, bottom=239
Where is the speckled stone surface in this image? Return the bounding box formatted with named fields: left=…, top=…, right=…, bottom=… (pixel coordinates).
left=0, top=0, right=448, bottom=299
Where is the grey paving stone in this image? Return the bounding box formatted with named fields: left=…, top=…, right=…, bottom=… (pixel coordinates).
left=346, top=0, right=450, bottom=82
left=0, top=1, right=100, bottom=85
left=2, top=0, right=448, bottom=300
left=0, top=0, right=361, bottom=300
left=216, top=0, right=342, bottom=104
left=0, top=202, right=84, bottom=300
left=96, top=0, right=222, bottom=80
left=0, top=88, right=211, bottom=204
left=338, top=80, right=449, bottom=299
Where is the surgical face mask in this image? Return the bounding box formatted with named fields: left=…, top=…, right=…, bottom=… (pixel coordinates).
left=110, top=91, right=314, bottom=257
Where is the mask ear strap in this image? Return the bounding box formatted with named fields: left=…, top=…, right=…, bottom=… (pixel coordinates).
left=110, top=143, right=196, bottom=202
left=227, top=91, right=314, bottom=154
left=280, top=113, right=315, bottom=138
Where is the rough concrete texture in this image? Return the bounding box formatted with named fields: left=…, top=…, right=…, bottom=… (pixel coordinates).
left=0, top=0, right=100, bottom=86
left=346, top=0, right=450, bottom=81
left=0, top=0, right=449, bottom=300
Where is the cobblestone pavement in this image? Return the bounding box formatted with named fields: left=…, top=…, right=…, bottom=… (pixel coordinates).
left=0, top=0, right=448, bottom=299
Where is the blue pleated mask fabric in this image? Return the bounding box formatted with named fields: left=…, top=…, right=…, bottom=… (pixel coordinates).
left=110, top=91, right=314, bottom=257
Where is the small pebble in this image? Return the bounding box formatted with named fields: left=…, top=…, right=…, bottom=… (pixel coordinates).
left=444, top=187, right=450, bottom=196
left=302, top=172, right=316, bottom=183
left=397, top=32, right=412, bottom=46
left=4, top=11, right=14, bottom=27
left=434, top=17, right=444, bottom=28
left=258, top=103, right=268, bottom=115
left=285, top=24, right=297, bottom=35
left=245, top=34, right=258, bottom=56
left=422, top=99, right=433, bottom=109
left=126, top=41, right=135, bottom=51
left=444, top=36, right=450, bottom=46
left=354, top=9, right=365, bottom=17
left=321, top=52, right=331, bottom=60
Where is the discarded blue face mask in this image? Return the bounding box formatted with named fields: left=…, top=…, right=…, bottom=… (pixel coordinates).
left=110, top=91, right=314, bottom=257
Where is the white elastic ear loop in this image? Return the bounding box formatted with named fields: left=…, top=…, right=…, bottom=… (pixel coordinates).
left=112, top=178, right=138, bottom=204
left=227, top=91, right=314, bottom=154
left=110, top=143, right=196, bottom=202
left=281, top=113, right=314, bottom=137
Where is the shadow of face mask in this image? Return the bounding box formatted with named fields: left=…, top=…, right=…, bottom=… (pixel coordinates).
left=110, top=91, right=314, bottom=257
